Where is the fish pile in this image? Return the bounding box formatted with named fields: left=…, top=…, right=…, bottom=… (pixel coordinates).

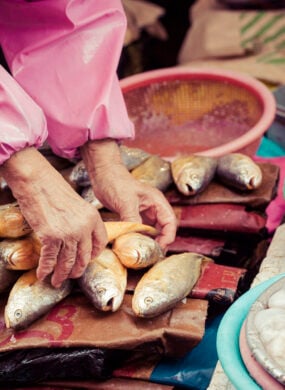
left=0, top=204, right=204, bottom=330
left=0, top=146, right=263, bottom=331
left=64, top=147, right=263, bottom=209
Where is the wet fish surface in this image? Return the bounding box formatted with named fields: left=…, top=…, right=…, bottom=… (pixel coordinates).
left=216, top=153, right=262, bottom=191
left=4, top=269, right=73, bottom=330
left=112, top=232, right=164, bottom=269
left=132, top=252, right=203, bottom=318
left=119, top=145, right=151, bottom=171
left=78, top=248, right=127, bottom=312
left=0, top=233, right=41, bottom=270
left=131, top=155, right=173, bottom=191
left=171, top=155, right=217, bottom=196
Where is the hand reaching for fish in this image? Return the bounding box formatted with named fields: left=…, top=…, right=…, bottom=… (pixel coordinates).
left=81, top=139, right=177, bottom=250
left=0, top=147, right=108, bottom=288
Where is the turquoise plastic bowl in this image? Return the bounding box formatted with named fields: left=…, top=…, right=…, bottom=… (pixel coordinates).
left=217, top=274, right=285, bottom=390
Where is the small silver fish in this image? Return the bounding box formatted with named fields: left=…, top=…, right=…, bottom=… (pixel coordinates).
left=131, top=155, right=173, bottom=191
left=132, top=252, right=203, bottom=318
left=78, top=248, right=127, bottom=312
left=81, top=186, right=104, bottom=209
left=4, top=269, right=73, bottom=330
left=216, top=153, right=262, bottom=191
left=119, top=145, right=150, bottom=171
left=171, top=155, right=217, bottom=196
left=112, top=232, right=164, bottom=269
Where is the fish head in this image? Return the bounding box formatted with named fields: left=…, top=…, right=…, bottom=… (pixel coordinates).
left=88, top=273, right=124, bottom=312
left=238, top=166, right=263, bottom=190
left=4, top=291, right=33, bottom=330
left=178, top=169, right=203, bottom=195
left=132, top=285, right=169, bottom=318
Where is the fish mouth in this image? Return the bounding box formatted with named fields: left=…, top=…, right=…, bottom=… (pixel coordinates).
left=247, top=176, right=261, bottom=190
left=99, top=290, right=123, bottom=312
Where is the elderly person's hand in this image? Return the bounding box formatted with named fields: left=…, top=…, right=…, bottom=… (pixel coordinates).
left=0, top=147, right=108, bottom=288
left=81, top=139, right=177, bottom=250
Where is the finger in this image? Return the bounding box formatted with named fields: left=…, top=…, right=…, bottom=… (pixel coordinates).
left=51, top=239, right=78, bottom=288
left=88, top=220, right=108, bottom=258
left=143, top=196, right=177, bottom=249
left=156, top=218, right=177, bottom=249
left=36, top=240, right=61, bottom=282
left=91, top=228, right=108, bottom=258
left=69, top=238, right=92, bottom=279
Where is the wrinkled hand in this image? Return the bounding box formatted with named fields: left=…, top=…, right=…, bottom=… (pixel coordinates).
left=1, top=148, right=107, bottom=288
left=81, top=140, right=177, bottom=249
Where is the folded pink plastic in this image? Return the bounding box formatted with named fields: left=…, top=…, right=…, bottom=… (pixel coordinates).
left=0, top=0, right=134, bottom=160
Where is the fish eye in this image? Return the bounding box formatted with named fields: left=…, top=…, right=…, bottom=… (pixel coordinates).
left=144, top=296, right=153, bottom=305
left=14, top=309, right=22, bottom=319
left=97, top=287, right=106, bottom=296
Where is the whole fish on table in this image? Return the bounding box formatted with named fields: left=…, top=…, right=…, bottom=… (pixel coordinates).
left=78, top=248, right=127, bottom=312
left=0, top=233, right=41, bottom=271
left=171, top=155, right=217, bottom=196
left=61, top=146, right=150, bottom=190
left=0, top=202, right=32, bottom=238
left=4, top=268, right=73, bottom=330
left=216, top=153, right=262, bottom=191
left=112, top=232, right=164, bottom=269
left=132, top=252, right=203, bottom=318
left=131, top=155, right=173, bottom=192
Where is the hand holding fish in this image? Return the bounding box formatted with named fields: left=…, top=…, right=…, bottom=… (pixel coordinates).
left=81, top=139, right=177, bottom=249
left=0, top=147, right=108, bottom=288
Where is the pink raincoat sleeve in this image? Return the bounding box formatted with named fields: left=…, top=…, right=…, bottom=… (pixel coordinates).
left=0, top=0, right=135, bottom=160
left=0, top=65, right=48, bottom=166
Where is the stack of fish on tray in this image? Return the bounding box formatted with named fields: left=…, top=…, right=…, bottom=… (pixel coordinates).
left=0, top=144, right=280, bottom=386
left=62, top=145, right=278, bottom=301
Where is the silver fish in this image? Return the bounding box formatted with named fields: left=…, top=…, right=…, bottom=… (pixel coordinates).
left=131, top=155, right=172, bottom=191
left=112, top=232, right=164, bottom=269
left=81, top=186, right=104, bottom=209
left=216, top=153, right=263, bottom=191
left=119, top=145, right=150, bottom=170
left=132, top=252, right=203, bottom=318
left=78, top=248, right=127, bottom=312
left=171, top=155, right=217, bottom=196
left=4, top=269, right=73, bottom=330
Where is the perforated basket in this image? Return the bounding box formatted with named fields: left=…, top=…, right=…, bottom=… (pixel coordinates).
left=120, top=67, right=276, bottom=159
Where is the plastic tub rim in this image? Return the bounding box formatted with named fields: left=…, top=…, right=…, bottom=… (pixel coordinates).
left=120, top=67, right=276, bottom=157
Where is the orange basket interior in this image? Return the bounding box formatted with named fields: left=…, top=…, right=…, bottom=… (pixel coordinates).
left=122, top=78, right=264, bottom=158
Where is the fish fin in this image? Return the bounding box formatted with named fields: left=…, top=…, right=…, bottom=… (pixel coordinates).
left=104, top=221, right=159, bottom=242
